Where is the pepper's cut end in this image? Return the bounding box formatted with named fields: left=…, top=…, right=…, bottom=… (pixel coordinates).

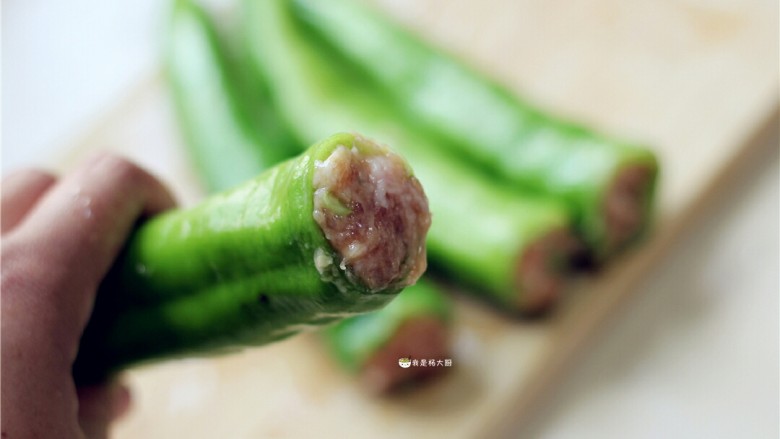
left=313, top=135, right=431, bottom=293
left=515, top=228, right=582, bottom=316
left=360, top=317, right=451, bottom=394
left=603, top=164, right=656, bottom=256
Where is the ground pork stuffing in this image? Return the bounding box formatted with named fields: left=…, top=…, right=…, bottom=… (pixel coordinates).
left=360, top=317, right=450, bottom=394
left=516, top=228, right=581, bottom=315
left=603, top=164, right=654, bottom=253
left=313, top=138, right=431, bottom=292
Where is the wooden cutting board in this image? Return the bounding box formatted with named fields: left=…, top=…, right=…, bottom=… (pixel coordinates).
left=55, top=0, right=778, bottom=437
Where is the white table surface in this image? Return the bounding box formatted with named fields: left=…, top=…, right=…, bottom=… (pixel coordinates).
left=2, top=1, right=778, bottom=438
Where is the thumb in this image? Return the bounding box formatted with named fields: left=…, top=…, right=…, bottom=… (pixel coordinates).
left=77, top=380, right=132, bottom=439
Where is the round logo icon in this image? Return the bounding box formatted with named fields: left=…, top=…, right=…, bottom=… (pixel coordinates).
left=398, top=357, right=412, bottom=368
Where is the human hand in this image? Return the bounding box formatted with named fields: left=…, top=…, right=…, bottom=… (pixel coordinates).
left=2, top=154, right=176, bottom=439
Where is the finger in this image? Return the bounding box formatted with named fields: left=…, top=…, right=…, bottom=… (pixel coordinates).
left=5, top=153, right=176, bottom=349
left=78, top=380, right=132, bottom=439
left=1, top=168, right=57, bottom=233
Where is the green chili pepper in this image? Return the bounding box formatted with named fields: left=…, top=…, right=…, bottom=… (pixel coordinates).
left=324, top=280, right=452, bottom=373
left=242, top=0, right=578, bottom=314
left=165, top=0, right=299, bottom=192
left=289, top=0, right=659, bottom=259
left=323, top=280, right=453, bottom=393
left=73, top=133, right=430, bottom=383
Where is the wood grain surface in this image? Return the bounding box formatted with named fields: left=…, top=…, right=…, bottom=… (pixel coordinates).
left=55, top=0, right=778, bottom=437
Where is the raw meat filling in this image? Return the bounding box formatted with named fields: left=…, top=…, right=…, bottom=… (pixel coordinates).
left=516, top=228, right=581, bottom=315
left=603, top=165, right=654, bottom=252
left=313, top=139, right=431, bottom=292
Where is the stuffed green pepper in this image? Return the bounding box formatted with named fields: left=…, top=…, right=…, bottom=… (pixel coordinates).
left=166, top=0, right=299, bottom=192
left=324, top=281, right=453, bottom=393
left=289, top=0, right=659, bottom=260
left=73, top=133, right=431, bottom=383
